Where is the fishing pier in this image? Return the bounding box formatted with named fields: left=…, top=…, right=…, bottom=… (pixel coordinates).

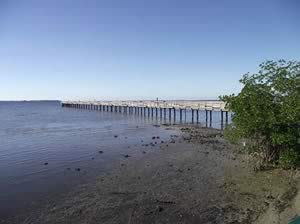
left=61, top=100, right=230, bottom=129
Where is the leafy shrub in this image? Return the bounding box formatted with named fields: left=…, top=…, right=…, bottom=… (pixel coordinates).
left=220, top=60, right=300, bottom=167
left=278, top=149, right=300, bottom=169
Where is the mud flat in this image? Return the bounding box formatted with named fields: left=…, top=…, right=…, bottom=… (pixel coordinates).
left=4, top=125, right=299, bottom=224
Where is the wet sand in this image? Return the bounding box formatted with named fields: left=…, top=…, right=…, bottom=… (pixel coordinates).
left=3, top=125, right=299, bottom=224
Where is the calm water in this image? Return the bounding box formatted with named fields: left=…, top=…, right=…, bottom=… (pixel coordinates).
left=0, top=101, right=228, bottom=220
left=0, top=101, right=179, bottom=219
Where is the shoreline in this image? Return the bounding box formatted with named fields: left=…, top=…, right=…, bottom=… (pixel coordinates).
left=4, top=125, right=299, bottom=224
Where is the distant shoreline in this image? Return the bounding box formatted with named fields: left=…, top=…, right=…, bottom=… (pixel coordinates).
left=0, top=99, right=221, bottom=102
left=0, top=100, right=60, bottom=102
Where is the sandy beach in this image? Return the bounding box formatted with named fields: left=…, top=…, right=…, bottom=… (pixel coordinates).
left=4, top=125, right=299, bottom=224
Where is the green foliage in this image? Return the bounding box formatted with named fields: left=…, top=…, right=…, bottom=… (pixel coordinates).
left=278, top=149, right=300, bottom=169
left=220, top=60, right=300, bottom=167
left=223, top=125, right=241, bottom=144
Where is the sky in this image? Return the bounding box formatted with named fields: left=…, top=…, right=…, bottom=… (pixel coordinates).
left=0, top=0, right=299, bottom=101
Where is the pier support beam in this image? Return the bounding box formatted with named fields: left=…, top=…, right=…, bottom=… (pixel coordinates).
left=205, top=110, right=208, bottom=127
left=179, top=109, right=182, bottom=122
left=210, top=110, right=212, bottom=127
left=173, top=107, right=176, bottom=122
left=221, top=110, right=224, bottom=129
left=192, top=109, right=194, bottom=123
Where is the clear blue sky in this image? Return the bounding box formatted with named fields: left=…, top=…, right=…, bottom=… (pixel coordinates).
left=1, top=0, right=299, bottom=101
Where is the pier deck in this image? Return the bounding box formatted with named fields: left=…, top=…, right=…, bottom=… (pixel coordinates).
left=61, top=100, right=226, bottom=110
